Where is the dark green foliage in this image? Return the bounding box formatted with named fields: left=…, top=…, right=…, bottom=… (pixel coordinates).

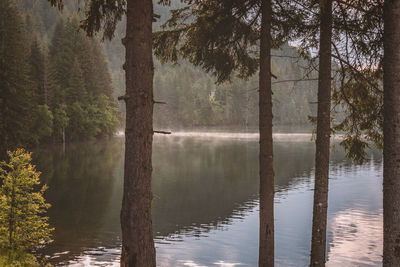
left=29, top=38, right=46, bottom=105
left=155, top=0, right=385, bottom=163
left=67, top=102, right=89, bottom=140
left=15, top=0, right=320, bottom=130
left=53, top=104, right=69, bottom=139
left=49, top=18, right=119, bottom=142
left=329, top=0, right=383, bottom=164
left=0, top=1, right=120, bottom=153
left=332, top=68, right=383, bottom=163
left=287, top=0, right=384, bottom=163
left=31, top=105, right=54, bottom=145
left=47, top=0, right=125, bottom=40
left=152, top=0, right=320, bottom=129
left=154, top=0, right=261, bottom=84
left=154, top=45, right=319, bottom=128
left=0, top=0, right=35, bottom=150
left=153, top=0, right=302, bottom=83
left=66, top=58, right=87, bottom=105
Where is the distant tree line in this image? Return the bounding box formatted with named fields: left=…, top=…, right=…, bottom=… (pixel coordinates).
left=101, top=3, right=322, bottom=129
left=0, top=0, right=119, bottom=152
left=15, top=0, right=322, bottom=130
left=154, top=44, right=319, bottom=128
left=42, top=0, right=400, bottom=266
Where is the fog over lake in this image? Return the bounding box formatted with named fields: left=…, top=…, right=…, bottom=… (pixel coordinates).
left=33, top=131, right=382, bottom=266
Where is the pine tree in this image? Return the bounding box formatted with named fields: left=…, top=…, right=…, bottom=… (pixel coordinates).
left=53, top=104, right=69, bottom=144
left=66, top=58, right=87, bottom=106
left=49, top=19, right=74, bottom=106
left=0, top=0, right=35, bottom=153
left=28, top=37, right=46, bottom=105
left=383, top=0, right=400, bottom=265
left=0, top=149, right=53, bottom=252
left=90, top=40, right=114, bottom=99
left=48, top=17, right=118, bottom=142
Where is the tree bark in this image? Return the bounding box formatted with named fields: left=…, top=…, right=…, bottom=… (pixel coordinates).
left=258, top=0, right=274, bottom=266
left=120, top=0, right=156, bottom=266
left=62, top=127, right=65, bottom=153
left=310, top=0, right=332, bottom=266
left=383, top=0, right=400, bottom=266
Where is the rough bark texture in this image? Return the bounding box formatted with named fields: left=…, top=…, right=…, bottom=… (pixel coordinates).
left=258, top=0, right=274, bottom=266
left=120, top=0, right=156, bottom=266
left=310, top=0, right=332, bottom=266
left=0, top=1, right=5, bottom=158
left=383, top=0, right=400, bottom=266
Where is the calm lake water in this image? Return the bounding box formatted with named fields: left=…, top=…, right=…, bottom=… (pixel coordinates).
left=34, top=132, right=383, bottom=266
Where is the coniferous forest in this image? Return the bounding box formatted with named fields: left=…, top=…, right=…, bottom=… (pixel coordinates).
left=0, top=0, right=119, bottom=151
left=1, top=0, right=400, bottom=266
left=6, top=0, right=322, bottom=138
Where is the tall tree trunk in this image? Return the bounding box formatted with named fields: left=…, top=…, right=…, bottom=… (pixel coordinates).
left=310, top=0, right=332, bottom=266
left=383, top=0, right=400, bottom=266
left=120, top=0, right=156, bottom=266
left=0, top=0, right=5, bottom=158
left=0, top=97, right=5, bottom=158
left=258, top=0, right=274, bottom=266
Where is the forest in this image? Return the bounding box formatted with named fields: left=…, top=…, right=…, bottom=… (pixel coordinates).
left=0, top=0, right=119, bottom=151
left=10, top=0, right=322, bottom=133
left=0, top=0, right=398, bottom=267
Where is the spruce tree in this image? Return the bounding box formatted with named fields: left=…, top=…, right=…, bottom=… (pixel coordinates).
left=383, top=0, right=400, bottom=265
left=48, top=17, right=118, bottom=142
left=49, top=19, right=73, bottom=106
left=0, top=149, right=53, bottom=252
left=0, top=0, right=35, bottom=153
left=28, top=37, right=46, bottom=106
left=66, top=58, right=87, bottom=106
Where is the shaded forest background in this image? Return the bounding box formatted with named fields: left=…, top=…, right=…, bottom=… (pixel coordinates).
left=9, top=0, right=323, bottom=144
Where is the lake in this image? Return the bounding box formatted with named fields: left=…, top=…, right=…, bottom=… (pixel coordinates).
left=34, top=132, right=383, bottom=266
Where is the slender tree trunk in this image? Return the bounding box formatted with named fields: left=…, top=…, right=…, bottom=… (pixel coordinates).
left=9, top=174, right=15, bottom=250
left=310, top=0, right=332, bottom=266
left=120, top=0, right=156, bottom=266
left=0, top=0, right=5, bottom=157
left=43, top=55, right=49, bottom=106
left=259, top=0, right=274, bottom=266
left=62, top=127, right=65, bottom=153
left=383, top=0, right=400, bottom=266
left=0, top=98, right=5, bottom=158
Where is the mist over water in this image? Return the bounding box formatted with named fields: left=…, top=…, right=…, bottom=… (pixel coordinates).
left=34, top=132, right=382, bottom=266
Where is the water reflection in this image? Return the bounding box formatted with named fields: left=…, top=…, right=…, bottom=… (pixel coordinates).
left=32, top=134, right=382, bottom=266
left=34, top=140, right=124, bottom=264
left=327, top=210, right=382, bottom=267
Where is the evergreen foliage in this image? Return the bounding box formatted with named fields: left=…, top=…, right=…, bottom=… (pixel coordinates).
left=0, top=1, right=120, bottom=153
left=0, top=0, right=35, bottom=151
left=48, top=17, right=119, bottom=142
left=13, top=0, right=321, bottom=131
left=154, top=45, right=318, bottom=128
left=0, top=149, right=53, bottom=255
left=282, top=0, right=384, bottom=163
left=153, top=1, right=318, bottom=128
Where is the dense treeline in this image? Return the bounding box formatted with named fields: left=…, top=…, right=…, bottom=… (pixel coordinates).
left=0, top=0, right=119, bottom=152
left=41, top=0, right=400, bottom=266
left=14, top=0, right=320, bottom=129
left=154, top=44, right=318, bottom=127
left=104, top=3, right=320, bottom=128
